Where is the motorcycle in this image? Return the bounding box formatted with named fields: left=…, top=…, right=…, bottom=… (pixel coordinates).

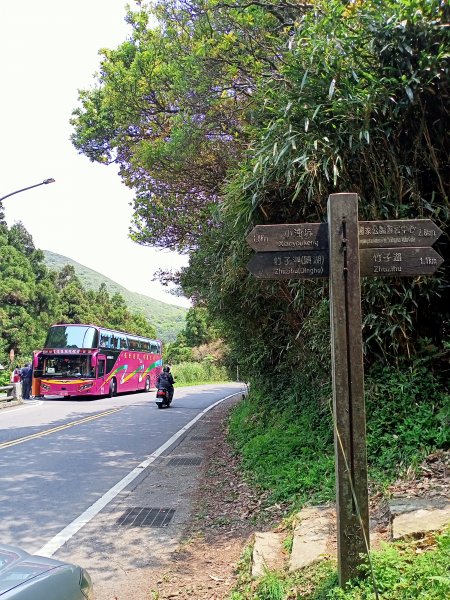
left=155, top=387, right=172, bottom=409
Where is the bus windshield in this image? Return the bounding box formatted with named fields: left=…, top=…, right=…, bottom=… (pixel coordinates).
left=44, top=325, right=98, bottom=349
left=43, top=356, right=95, bottom=378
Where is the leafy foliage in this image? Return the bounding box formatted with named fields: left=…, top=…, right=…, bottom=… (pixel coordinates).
left=72, top=0, right=449, bottom=369
left=228, top=371, right=335, bottom=505
left=71, top=0, right=286, bottom=252
left=0, top=221, right=159, bottom=370
left=228, top=352, right=448, bottom=507
left=365, top=359, right=450, bottom=483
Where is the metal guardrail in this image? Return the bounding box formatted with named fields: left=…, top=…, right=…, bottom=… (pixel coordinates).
left=0, top=384, right=16, bottom=402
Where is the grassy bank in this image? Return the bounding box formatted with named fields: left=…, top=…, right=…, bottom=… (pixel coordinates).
left=228, top=362, right=449, bottom=507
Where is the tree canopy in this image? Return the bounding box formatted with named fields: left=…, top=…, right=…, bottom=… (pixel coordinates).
left=71, top=0, right=449, bottom=377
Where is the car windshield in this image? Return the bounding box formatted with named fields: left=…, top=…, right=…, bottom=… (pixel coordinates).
left=43, top=356, right=95, bottom=378
left=45, top=326, right=98, bottom=349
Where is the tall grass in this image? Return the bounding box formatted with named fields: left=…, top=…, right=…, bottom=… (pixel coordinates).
left=173, top=361, right=229, bottom=385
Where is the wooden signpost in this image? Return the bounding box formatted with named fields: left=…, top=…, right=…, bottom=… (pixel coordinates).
left=246, top=193, right=444, bottom=585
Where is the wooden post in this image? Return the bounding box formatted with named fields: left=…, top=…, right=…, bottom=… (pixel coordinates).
left=327, top=193, right=369, bottom=585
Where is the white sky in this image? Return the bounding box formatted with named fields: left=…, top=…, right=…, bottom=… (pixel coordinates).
left=0, top=0, right=190, bottom=308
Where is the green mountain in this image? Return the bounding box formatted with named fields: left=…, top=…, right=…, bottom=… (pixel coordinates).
left=43, top=250, right=187, bottom=342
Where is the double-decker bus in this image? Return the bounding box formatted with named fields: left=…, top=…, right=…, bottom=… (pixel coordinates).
left=32, top=324, right=163, bottom=398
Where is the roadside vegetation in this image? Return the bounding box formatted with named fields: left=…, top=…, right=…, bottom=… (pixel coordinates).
left=229, top=361, right=449, bottom=506
left=230, top=527, right=450, bottom=599
left=173, top=361, right=229, bottom=386
left=164, top=307, right=231, bottom=384
left=69, top=0, right=449, bottom=596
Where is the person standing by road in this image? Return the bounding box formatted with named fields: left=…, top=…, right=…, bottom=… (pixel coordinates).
left=20, top=363, right=32, bottom=400
left=10, top=367, right=21, bottom=383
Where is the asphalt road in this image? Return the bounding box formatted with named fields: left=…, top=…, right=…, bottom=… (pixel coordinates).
left=0, top=383, right=245, bottom=563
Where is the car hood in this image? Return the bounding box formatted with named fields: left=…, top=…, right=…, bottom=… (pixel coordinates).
left=0, top=544, right=62, bottom=594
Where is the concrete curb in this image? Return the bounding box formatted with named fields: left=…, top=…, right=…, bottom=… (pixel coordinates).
left=0, top=399, right=23, bottom=410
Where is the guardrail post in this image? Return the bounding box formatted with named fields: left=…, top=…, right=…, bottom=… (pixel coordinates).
left=12, top=383, right=22, bottom=400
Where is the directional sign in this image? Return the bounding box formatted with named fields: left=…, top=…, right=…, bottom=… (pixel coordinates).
left=244, top=193, right=446, bottom=586
left=360, top=246, right=444, bottom=277
left=247, top=246, right=443, bottom=279
left=246, top=219, right=443, bottom=252
left=247, top=250, right=329, bottom=279
left=358, top=219, right=443, bottom=248
left=246, top=223, right=328, bottom=252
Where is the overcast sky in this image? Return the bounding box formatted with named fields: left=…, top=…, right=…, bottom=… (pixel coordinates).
left=0, top=0, right=190, bottom=308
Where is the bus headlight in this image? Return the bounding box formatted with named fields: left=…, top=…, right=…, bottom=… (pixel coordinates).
left=79, top=382, right=93, bottom=391
left=41, top=383, right=50, bottom=391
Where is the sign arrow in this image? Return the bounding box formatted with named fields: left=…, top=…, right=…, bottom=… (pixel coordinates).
left=246, top=219, right=443, bottom=252
left=247, top=250, right=329, bottom=279
left=359, top=246, right=444, bottom=277
left=247, top=247, right=443, bottom=279
left=358, top=219, right=443, bottom=248
left=246, top=223, right=328, bottom=252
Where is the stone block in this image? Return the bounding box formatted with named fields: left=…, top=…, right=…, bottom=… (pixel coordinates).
left=252, top=532, right=285, bottom=578
left=393, top=505, right=450, bottom=540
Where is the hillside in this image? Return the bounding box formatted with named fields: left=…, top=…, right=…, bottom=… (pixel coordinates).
left=43, top=250, right=187, bottom=342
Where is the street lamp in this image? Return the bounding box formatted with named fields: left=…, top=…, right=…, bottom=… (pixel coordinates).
left=0, top=178, right=55, bottom=202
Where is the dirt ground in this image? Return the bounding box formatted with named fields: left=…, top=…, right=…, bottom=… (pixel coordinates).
left=116, top=401, right=449, bottom=600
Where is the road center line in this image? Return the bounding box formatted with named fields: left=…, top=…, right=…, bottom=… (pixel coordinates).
left=0, top=408, right=122, bottom=450
left=35, top=392, right=241, bottom=558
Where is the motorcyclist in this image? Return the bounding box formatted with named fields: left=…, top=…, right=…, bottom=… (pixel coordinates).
left=156, top=366, right=175, bottom=402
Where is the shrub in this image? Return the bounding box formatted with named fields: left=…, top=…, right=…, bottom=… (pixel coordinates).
left=173, top=361, right=229, bottom=385
left=365, top=359, right=450, bottom=483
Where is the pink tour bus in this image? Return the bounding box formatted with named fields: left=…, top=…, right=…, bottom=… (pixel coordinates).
left=32, top=324, right=163, bottom=398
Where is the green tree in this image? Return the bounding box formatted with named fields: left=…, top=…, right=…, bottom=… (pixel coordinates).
left=0, top=226, right=59, bottom=363
left=184, top=307, right=215, bottom=347
left=71, top=0, right=294, bottom=252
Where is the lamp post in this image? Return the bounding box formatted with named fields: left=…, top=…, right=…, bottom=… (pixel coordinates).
left=0, top=178, right=55, bottom=202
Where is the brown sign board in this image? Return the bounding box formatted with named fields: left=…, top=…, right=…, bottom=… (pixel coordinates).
left=360, top=246, right=444, bottom=277
left=246, top=219, right=443, bottom=252
left=247, top=250, right=329, bottom=279
left=358, top=219, right=443, bottom=248
left=247, top=246, right=443, bottom=279
left=246, top=223, right=328, bottom=252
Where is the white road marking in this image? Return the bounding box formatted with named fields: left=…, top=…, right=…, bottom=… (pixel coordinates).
left=35, top=392, right=241, bottom=557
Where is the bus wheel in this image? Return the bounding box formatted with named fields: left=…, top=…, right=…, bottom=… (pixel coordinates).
left=145, top=377, right=151, bottom=392
left=108, top=378, right=117, bottom=398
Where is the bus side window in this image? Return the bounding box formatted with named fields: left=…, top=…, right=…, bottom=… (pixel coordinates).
left=100, top=333, right=111, bottom=348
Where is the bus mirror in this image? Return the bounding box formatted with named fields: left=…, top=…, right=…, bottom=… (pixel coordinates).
left=91, top=355, right=97, bottom=368
left=33, top=355, right=39, bottom=368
